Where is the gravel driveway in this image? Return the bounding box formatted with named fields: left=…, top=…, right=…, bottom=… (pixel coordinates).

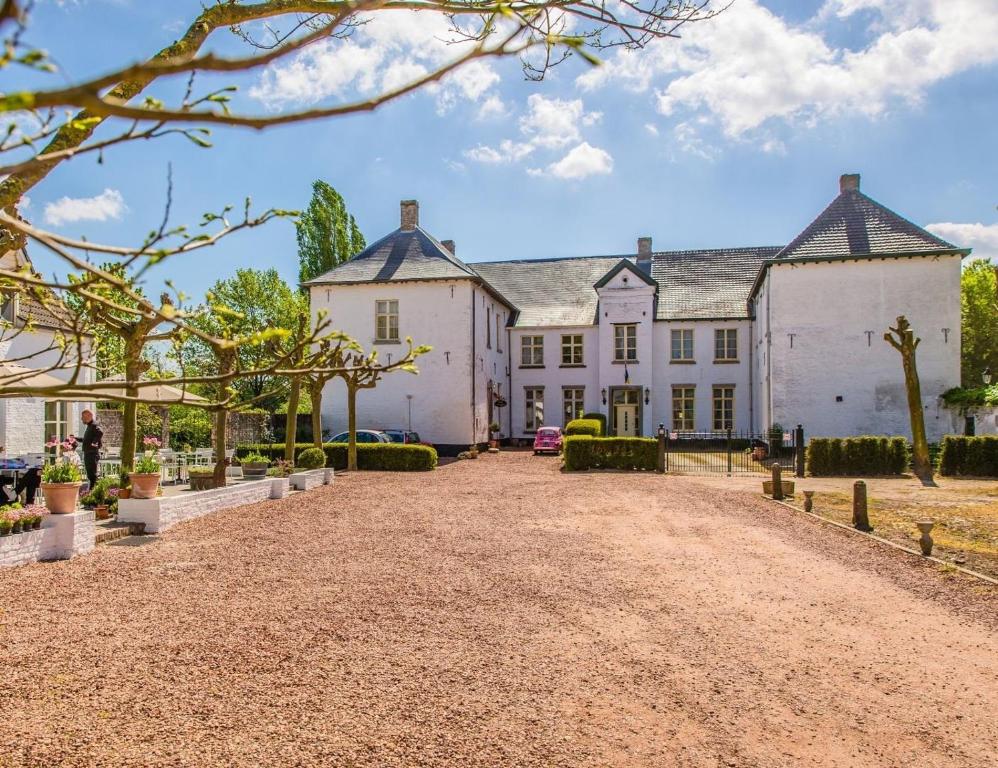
left=1, top=452, right=996, bottom=767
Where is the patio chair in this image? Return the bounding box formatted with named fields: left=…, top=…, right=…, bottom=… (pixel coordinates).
left=194, top=448, right=213, bottom=466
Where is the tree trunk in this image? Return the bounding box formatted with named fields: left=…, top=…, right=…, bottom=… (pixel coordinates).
left=213, top=409, right=227, bottom=487
left=310, top=381, right=323, bottom=449
left=347, top=384, right=358, bottom=472
left=886, top=316, right=934, bottom=486
left=285, top=377, right=301, bottom=463
left=160, top=406, right=170, bottom=448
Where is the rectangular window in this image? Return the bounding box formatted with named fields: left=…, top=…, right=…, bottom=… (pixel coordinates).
left=520, top=335, right=544, bottom=366
left=614, top=324, right=637, bottom=362
left=44, top=401, right=70, bottom=457
left=525, top=387, right=544, bottom=431
left=561, top=334, right=584, bottom=366
left=486, top=307, right=492, bottom=349
left=712, top=386, right=735, bottom=431
left=496, top=315, right=502, bottom=353
left=714, top=328, right=738, bottom=361
left=672, top=386, right=695, bottom=431
left=375, top=299, right=399, bottom=342
left=562, top=388, right=585, bottom=426
left=671, top=329, right=694, bottom=361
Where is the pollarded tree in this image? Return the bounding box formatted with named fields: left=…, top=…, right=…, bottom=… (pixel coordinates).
left=297, top=181, right=366, bottom=285
left=884, top=315, right=934, bottom=486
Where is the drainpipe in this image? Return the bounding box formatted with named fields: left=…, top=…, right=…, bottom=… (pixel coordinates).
left=765, top=276, right=773, bottom=429
left=470, top=287, right=477, bottom=446
left=749, top=316, right=755, bottom=432
left=506, top=326, right=513, bottom=440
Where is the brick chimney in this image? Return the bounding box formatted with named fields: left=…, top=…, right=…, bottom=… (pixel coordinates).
left=441, top=239, right=455, bottom=254
left=840, top=174, right=860, bottom=193
left=636, top=236, right=653, bottom=274
left=400, top=199, right=419, bottom=231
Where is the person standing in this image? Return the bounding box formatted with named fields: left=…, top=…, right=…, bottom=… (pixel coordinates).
left=80, top=409, right=103, bottom=491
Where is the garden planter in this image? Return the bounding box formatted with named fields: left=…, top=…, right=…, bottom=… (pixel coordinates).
left=32, top=518, right=41, bottom=530
left=129, top=473, right=161, bottom=500
left=241, top=462, right=269, bottom=479
left=94, top=504, right=110, bottom=521
left=188, top=474, right=219, bottom=492
left=11, top=519, right=22, bottom=533
left=762, top=480, right=795, bottom=497
left=41, top=481, right=83, bottom=514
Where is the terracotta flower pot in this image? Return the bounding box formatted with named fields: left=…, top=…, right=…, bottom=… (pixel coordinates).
left=41, top=482, right=83, bottom=514
left=94, top=504, right=110, bottom=520
left=118, top=487, right=131, bottom=500
left=129, top=472, right=161, bottom=500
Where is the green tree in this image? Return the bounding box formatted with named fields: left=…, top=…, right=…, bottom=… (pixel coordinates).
left=178, top=269, right=308, bottom=411
left=296, top=181, right=366, bottom=285
left=961, top=259, right=998, bottom=386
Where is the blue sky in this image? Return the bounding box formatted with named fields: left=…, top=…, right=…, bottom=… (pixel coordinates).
left=8, top=0, right=998, bottom=300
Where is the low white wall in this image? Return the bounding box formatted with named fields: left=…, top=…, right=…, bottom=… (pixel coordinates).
left=0, top=511, right=95, bottom=568
left=118, top=470, right=327, bottom=534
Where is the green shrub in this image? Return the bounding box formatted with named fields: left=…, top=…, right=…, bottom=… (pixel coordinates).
left=297, top=447, right=326, bottom=469
left=82, top=477, right=119, bottom=507
left=564, top=418, right=603, bottom=437
left=240, top=452, right=270, bottom=465
left=169, top=405, right=212, bottom=449
left=806, top=436, right=910, bottom=476
left=563, top=436, right=657, bottom=471
left=938, top=436, right=998, bottom=477
left=235, top=442, right=437, bottom=471
left=582, top=412, right=607, bottom=436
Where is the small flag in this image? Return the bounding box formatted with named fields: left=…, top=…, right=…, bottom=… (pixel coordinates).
left=624, top=363, right=630, bottom=384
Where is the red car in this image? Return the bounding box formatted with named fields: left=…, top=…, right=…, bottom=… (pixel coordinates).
left=533, top=426, right=563, bottom=455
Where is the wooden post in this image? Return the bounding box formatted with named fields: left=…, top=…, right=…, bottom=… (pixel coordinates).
left=803, top=490, right=814, bottom=513
left=852, top=480, right=872, bottom=531
left=795, top=424, right=805, bottom=478
left=771, top=463, right=783, bottom=501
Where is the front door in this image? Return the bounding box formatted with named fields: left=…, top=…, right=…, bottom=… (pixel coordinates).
left=612, top=388, right=641, bottom=436
left=616, top=404, right=637, bottom=436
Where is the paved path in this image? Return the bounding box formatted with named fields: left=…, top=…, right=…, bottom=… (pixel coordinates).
left=1, top=453, right=996, bottom=767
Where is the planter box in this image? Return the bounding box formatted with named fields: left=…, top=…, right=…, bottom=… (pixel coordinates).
left=289, top=469, right=327, bottom=491
left=1, top=511, right=94, bottom=568
left=763, top=480, right=795, bottom=497
left=241, top=463, right=268, bottom=479
left=188, top=474, right=221, bottom=492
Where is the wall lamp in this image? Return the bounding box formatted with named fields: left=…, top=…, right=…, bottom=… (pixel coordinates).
left=601, top=388, right=607, bottom=405
left=644, top=387, right=650, bottom=405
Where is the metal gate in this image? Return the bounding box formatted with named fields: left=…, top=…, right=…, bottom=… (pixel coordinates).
left=660, top=426, right=804, bottom=476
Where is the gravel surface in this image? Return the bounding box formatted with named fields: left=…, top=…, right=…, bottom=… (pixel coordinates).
left=1, top=452, right=996, bottom=767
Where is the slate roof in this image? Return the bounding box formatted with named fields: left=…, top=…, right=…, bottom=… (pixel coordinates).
left=471, top=256, right=624, bottom=327
left=304, top=226, right=478, bottom=284
left=649, top=247, right=781, bottom=320
left=0, top=248, right=82, bottom=333
left=777, top=188, right=960, bottom=260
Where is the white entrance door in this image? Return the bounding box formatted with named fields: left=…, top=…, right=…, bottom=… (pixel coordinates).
left=615, top=405, right=637, bottom=437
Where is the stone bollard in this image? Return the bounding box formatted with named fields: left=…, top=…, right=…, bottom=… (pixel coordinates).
left=852, top=480, right=873, bottom=532
left=803, top=490, right=814, bottom=513
left=917, top=520, right=934, bottom=556
left=324, top=468, right=335, bottom=485
left=771, top=463, right=784, bottom=501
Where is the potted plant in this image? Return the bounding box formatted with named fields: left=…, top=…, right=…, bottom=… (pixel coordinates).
left=129, top=436, right=163, bottom=499
left=0, top=509, right=12, bottom=536
left=187, top=467, right=217, bottom=492
left=41, top=438, right=84, bottom=514
left=240, top=452, right=270, bottom=479
left=488, top=421, right=501, bottom=450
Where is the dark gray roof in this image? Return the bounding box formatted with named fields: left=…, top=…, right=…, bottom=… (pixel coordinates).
left=472, top=256, right=624, bottom=326
left=650, top=247, right=781, bottom=320
left=778, top=189, right=958, bottom=260
left=305, top=226, right=477, bottom=284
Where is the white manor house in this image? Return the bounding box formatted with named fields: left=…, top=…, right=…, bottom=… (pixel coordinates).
left=307, top=174, right=968, bottom=452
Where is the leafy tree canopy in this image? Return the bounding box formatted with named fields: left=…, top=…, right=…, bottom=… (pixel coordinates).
left=961, top=259, right=998, bottom=386
left=296, top=180, right=366, bottom=285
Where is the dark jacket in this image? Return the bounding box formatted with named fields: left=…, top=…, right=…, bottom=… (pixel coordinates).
left=81, top=421, right=103, bottom=454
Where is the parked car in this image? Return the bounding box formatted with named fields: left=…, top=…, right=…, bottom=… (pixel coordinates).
left=328, top=430, right=391, bottom=444
left=533, top=426, right=563, bottom=455
left=383, top=429, right=425, bottom=445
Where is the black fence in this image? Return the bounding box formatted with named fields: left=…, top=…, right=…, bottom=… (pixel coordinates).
left=660, top=426, right=804, bottom=476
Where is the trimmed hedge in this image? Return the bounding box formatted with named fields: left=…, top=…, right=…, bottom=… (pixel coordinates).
left=806, top=436, right=910, bottom=477
left=938, top=435, right=998, bottom=477
left=564, top=418, right=603, bottom=437
left=582, top=412, right=607, bottom=436
left=235, top=442, right=437, bottom=471
left=563, top=436, right=657, bottom=471
left=296, top=447, right=326, bottom=470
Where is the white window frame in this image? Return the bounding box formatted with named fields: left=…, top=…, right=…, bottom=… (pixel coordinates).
left=672, top=386, right=695, bottom=431
left=44, top=401, right=71, bottom=457
left=614, top=324, right=637, bottom=362
left=712, top=385, right=735, bottom=431
left=562, top=387, right=585, bottom=426
left=561, top=334, right=584, bottom=366
left=714, top=328, right=738, bottom=361
left=671, top=328, right=694, bottom=361
left=525, top=387, right=545, bottom=431
left=520, top=335, right=544, bottom=367
left=375, top=299, right=399, bottom=342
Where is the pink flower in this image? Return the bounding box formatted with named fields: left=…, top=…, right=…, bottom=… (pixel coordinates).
left=142, top=436, right=162, bottom=448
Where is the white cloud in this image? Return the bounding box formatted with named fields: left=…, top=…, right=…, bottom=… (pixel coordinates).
left=673, top=121, right=719, bottom=162
left=926, top=222, right=998, bottom=261
left=577, top=0, right=998, bottom=139
left=43, top=189, right=126, bottom=226
left=531, top=142, right=613, bottom=180
left=519, top=94, right=601, bottom=148
left=644, top=123, right=659, bottom=136
left=463, top=139, right=534, bottom=164
left=250, top=11, right=501, bottom=114
left=476, top=94, right=510, bottom=121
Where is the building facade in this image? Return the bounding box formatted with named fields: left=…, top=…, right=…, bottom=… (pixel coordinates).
left=307, top=176, right=967, bottom=451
